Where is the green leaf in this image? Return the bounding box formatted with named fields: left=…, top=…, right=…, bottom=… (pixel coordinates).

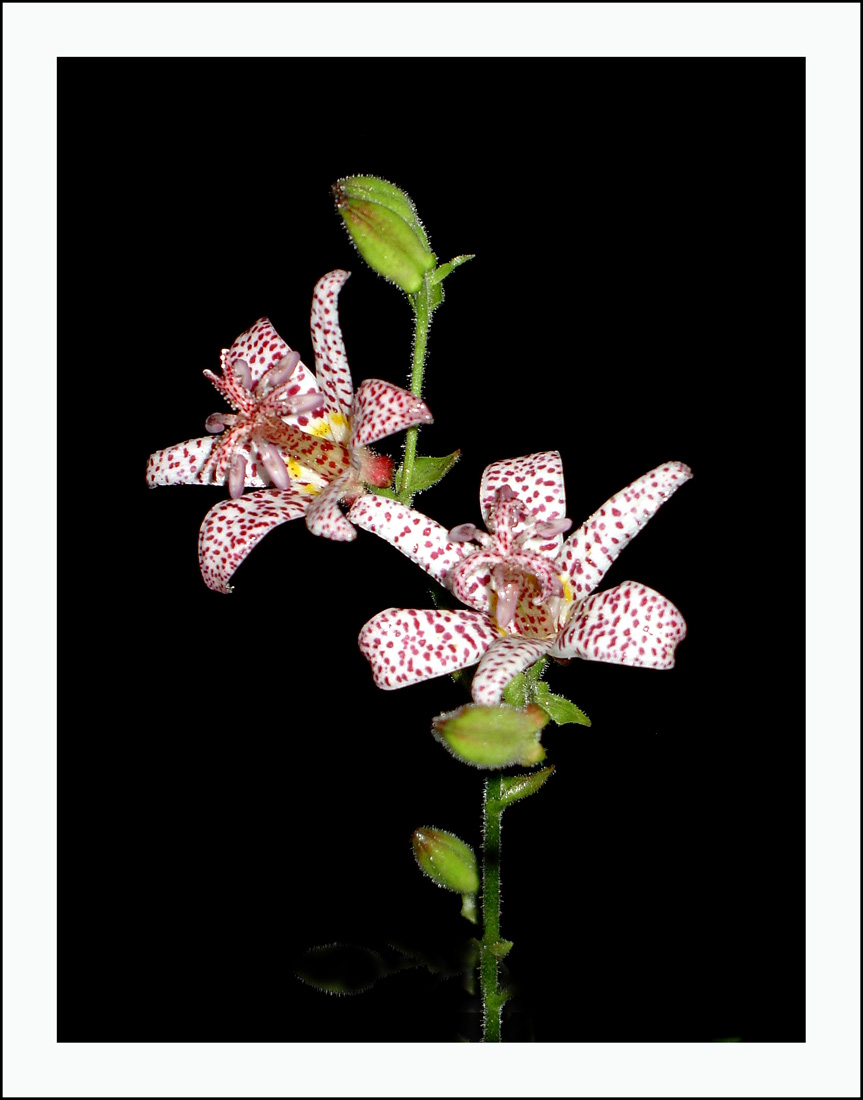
left=525, top=657, right=548, bottom=683
left=502, top=671, right=529, bottom=708
left=429, top=254, right=475, bottom=285
left=485, top=940, right=513, bottom=958
left=499, top=765, right=555, bottom=808
left=533, top=691, right=591, bottom=726
left=502, top=657, right=549, bottom=708
left=395, top=450, right=461, bottom=495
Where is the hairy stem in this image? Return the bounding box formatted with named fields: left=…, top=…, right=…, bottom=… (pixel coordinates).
left=481, top=773, right=506, bottom=1042
left=397, top=274, right=431, bottom=504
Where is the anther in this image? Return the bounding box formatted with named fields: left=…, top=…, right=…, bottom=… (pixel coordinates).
left=286, top=392, right=325, bottom=416
left=534, top=517, right=573, bottom=538
left=232, top=358, right=252, bottom=390
left=448, top=522, right=479, bottom=542
left=228, top=453, right=247, bottom=499
left=259, top=349, right=301, bottom=393
left=257, top=441, right=291, bottom=491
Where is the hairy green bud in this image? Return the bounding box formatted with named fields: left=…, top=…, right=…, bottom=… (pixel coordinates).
left=432, top=703, right=549, bottom=769
left=333, top=175, right=436, bottom=294
left=412, top=827, right=480, bottom=896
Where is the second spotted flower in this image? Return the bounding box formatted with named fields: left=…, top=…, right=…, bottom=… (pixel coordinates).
left=349, top=453, right=692, bottom=704
left=146, top=270, right=432, bottom=592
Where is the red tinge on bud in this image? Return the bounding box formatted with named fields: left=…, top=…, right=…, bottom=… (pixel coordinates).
left=362, top=452, right=395, bottom=488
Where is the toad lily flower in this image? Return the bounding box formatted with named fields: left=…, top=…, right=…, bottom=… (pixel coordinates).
left=349, top=453, right=692, bottom=704
left=146, top=270, right=433, bottom=592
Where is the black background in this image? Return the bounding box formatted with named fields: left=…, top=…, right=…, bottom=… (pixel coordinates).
left=59, top=57, right=804, bottom=1042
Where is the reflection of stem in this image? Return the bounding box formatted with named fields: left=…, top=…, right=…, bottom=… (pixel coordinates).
left=397, top=274, right=431, bottom=504
left=481, top=773, right=505, bottom=1041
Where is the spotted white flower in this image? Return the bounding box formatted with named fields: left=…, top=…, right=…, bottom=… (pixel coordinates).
left=350, top=453, right=692, bottom=704
left=146, top=270, right=432, bottom=592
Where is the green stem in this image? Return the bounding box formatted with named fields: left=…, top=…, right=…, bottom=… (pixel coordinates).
left=481, top=773, right=505, bottom=1042
left=397, top=273, right=432, bottom=504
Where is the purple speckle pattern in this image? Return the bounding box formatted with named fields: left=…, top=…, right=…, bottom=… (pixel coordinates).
left=147, top=271, right=437, bottom=589
left=358, top=608, right=499, bottom=690
left=347, top=496, right=474, bottom=589
left=560, top=461, right=693, bottom=598
left=471, top=636, right=554, bottom=705
left=198, top=489, right=313, bottom=594
left=350, top=378, right=433, bottom=449
left=305, top=472, right=358, bottom=542
left=310, top=269, right=355, bottom=417
left=554, top=580, right=686, bottom=669
left=357, top=455, right=692, bottom=702
left=481, top=450, right=567, bottom=557
left=146, top=436, right=236, bottom=488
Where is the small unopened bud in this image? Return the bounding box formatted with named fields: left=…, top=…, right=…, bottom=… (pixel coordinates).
left=360, top=451, right=395, bottom=489
left=432, top=703, right=549, bottom=769
left=412, top=827, right=479, bottom=895
left=333, top=176, right=436, bottom=294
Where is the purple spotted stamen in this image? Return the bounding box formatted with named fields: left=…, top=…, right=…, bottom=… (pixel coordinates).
left=146, top=271, right=435, bottom=593
left=447, top=486, right=570, bottom=628
left=350, top=452, right=693, bottom=704
left=491, top=564, right=522, bottom=629
left=532, top=517, right=573, bottom=539
left=228, top=453, right=247, bottom=500
left=256, top=441, right=291, bottom=491
left=233, top=358, right=253, bottom=391
left=258, top=349, right=301, bottom=394
left=448, top=522, right=481, bottom=543
left=206, top=412, right=234, bottom=434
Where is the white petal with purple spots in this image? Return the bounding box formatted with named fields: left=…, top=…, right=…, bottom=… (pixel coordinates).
left=554, top=580, right=687, bottom=669
left=358, top=607, right=499, bottom=690
left=471, top=636, right=554, bottom=705
left=198, top=488, right=314, bottom=594
left=558, top=461, right=693, bottom=599
left=348, top=495, right=475, bottom=590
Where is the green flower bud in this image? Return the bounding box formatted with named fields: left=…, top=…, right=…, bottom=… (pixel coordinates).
left=412, top=827, right=480, bottom=896
left=333, top=175, right=436, bottom=294
left=432, top=704, right=549, bottom=769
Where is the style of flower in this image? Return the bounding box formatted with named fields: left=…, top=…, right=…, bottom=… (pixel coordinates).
left=146, top=270, right=433, bottom=592
left=349, top=453, right=692, bottom=704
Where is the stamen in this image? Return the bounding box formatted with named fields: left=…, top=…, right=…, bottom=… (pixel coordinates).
left=259, top=349, right=301, bottom=392
left=228, top=453, right=247, bottom=499
left=206, top=413, right=228, bottom=434
left=534, top=517, right=573, bottom=538
left=492, top=496, right=528, bottom=542
left=448, top=522, right=479, bottom=543
left=257, top=441, right=291, bottom=491
left=233, top=358, right=252, bottom=390
left=491, top=564, right=520, bottom=629
left=286, top=391, right=325, bottom=416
